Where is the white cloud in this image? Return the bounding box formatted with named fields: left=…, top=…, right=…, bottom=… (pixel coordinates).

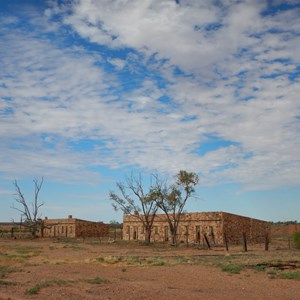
left=0, top=0, right=299, bottom=190
left=107, top=57, right=126, bottom=70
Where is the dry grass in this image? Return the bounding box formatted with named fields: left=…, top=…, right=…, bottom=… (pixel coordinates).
left=0, top=238, right=299, bottom=283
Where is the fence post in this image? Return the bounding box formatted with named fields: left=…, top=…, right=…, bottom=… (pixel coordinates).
left=242, top=232, right=247, bottom=252
left=265, top=232, right=269, bottom=251
left=224, top=232, right=229, bottom=252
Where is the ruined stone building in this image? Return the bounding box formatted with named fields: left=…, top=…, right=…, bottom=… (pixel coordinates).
left=123, top=212, right=271, bottom=245
left=39, top=215, right=109, bottom=238
left=0, top=216, right=109, bottom=239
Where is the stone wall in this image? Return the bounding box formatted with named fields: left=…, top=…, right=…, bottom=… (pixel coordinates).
left=41, top=216, right=109, bottom=238
left=75, top=219, right=109, bottom=238
left=222, top=212, right=271, bottom=244
left=123, top=212, right=224, bottom=245
left=42, top=217, right=76, bottom=238
left=0, top=217, right=109, bottom=239
left=123, top=212, right=270, bottom=245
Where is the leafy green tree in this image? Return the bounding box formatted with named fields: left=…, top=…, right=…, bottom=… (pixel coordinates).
left=109, top=174, right=158, bottom=243
left=151, top=170, right=199, bottom=245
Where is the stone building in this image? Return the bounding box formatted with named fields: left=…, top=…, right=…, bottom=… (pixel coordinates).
left=123, top=212, right=271, bottom=245
left=39, top=215, right=109, bottom=238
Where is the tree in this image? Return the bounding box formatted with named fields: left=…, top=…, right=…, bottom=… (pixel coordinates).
left=12, top=178, right=44, bottom=237
left=109, top=174, right=158, bottom=243
left=151, top=170, right=199, bottom=245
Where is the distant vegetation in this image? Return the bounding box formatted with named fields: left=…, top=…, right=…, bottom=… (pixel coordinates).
left=272, top=221, right=299, bottom=225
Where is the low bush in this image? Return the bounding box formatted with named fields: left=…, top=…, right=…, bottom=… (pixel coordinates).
left=26, top=279, right=70, bottom=295
left=221, top=264, right=243, bottom=274
left=279, top=271, right=300, bottom=280
left=0, top=280, right=17, bottom=286
left=83, top=277, right=109, bottom=284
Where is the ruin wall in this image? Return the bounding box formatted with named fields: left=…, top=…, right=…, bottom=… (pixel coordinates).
left=123, top=212, right=271, bottom=245
left=222, top=212, right=271, bottom=244
left=75, top=219, right=109, bottom=238
left=41, top=216, right=109, bottom=238
left=123, top=212, right=224, bottom=245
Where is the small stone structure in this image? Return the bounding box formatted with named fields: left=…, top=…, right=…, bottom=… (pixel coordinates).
left=123, top=212, right=271, bottom=245
left=39, top=215, right=109, bottom=238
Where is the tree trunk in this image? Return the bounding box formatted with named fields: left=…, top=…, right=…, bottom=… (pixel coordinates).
left=145, top=227, right=151, bottom=243
left=170, top=227, right=177, bottom=245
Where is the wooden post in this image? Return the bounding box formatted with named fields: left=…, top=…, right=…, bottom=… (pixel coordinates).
left=242, top=232, right=247, bottom=252
left=224, top=232, right=229, bottom=252
left=114, top=228, right=117, bottom=240
left=265, top=232, right=269, bottom=251
left=204, top=234, right=211, bottom=249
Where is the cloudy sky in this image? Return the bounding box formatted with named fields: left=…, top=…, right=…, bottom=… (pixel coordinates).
left=0, top=0, right=299, bottom=223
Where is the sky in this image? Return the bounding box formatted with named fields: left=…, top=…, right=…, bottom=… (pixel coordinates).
left=0, top=0, right=299, bottom=223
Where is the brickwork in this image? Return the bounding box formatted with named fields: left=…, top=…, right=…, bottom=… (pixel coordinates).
left=123, top=212, right=271, bottom=245
left=222, top=212, right=270, bottom=244
left=75, top=219, right=109, bottom=238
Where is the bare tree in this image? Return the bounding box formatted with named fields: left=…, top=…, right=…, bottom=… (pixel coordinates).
left=109, top=174, right=158, bottom=243
left=151, top=170, right=199, bottom=245
left=12, top=178, right=44, bottom=237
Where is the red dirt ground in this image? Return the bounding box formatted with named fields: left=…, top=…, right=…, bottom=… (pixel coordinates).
left=0, top=239, right=299, bottom=300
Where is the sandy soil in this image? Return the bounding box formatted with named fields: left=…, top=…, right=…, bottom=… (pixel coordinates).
left=0, top=239, right=299, bottom=300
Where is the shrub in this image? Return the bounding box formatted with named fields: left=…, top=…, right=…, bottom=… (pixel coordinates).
left=0, top=266, right=21, bottom=279
left=279, top=271, right=300, bottom=280
left=26, top=279, right=70, bottom=295
left=83, top=277, right=109, bottom=284
left=292, top=231, right=300, bottom=250
left=221, top=264, right=243, bottom=274
left=0, top=280, right=17, bottom=286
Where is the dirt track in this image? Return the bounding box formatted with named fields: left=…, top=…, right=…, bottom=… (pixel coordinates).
left=0, top=239, right=299, bottom=300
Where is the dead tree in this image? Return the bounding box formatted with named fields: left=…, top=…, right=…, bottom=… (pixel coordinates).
left=12, top=178, right=44, bottom=237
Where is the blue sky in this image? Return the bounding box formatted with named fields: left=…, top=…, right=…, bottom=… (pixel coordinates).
left=0, top=0, right=299, bottom=223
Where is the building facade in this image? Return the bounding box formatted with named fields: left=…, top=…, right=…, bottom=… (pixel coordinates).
left=39, top=215, right=109, bottom=238
left=123, top=212, right=271, bottom=245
